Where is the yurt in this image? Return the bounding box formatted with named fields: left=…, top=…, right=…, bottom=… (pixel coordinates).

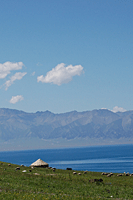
left=30, top=159, right=49, bottom=168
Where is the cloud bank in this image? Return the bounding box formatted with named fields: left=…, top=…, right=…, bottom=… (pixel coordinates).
left=0, top=61, right=24, bottom=79
left=37, top=63, right=83, bottom=85
left=112, top=106, right=127, bottom=113
left=101, top=106, right=127, bottom=113
left=9, top=95, right=24, bottom=104
left=5, top=72, right=27, bottom=90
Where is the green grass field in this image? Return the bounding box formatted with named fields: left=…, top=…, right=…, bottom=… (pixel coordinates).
left=0, top=161, right=133, bottom=199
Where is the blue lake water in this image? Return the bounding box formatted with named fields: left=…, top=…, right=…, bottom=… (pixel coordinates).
left=0, top=144, right=133, bottom=173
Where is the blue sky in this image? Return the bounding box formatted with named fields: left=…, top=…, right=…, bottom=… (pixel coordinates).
left=0, top=0, right=133, bottom=114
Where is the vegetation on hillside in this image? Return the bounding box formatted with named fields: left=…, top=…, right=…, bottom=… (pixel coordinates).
left=0, top=161, right=133, bottom=199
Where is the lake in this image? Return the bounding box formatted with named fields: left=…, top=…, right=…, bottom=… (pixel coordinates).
left=0, top=144, right=133, bottom=173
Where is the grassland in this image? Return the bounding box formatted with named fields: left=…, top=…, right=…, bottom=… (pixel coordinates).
left=0, top=161, right=133, bottom=199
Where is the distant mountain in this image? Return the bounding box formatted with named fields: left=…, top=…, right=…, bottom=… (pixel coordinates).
left=0, top=108, right=133, bottom=150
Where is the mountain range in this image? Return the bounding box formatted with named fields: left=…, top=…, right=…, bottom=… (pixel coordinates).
left=0, top=108, right=133, bottom=150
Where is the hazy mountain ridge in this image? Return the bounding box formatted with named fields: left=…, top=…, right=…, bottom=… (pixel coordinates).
left=0, top=108, right=133, bottom=143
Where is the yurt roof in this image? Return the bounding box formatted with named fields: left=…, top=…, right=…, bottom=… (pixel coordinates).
left=30, top=159, right=48, bottom=166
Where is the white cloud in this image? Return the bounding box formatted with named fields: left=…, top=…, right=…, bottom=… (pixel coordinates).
left=37, top=63, right=83, bottom=85
left=31, top=71, right=35, bottom=76
left=9, top=95, right=24, bottom=104
left=0, top=61, right=24, bottom=79
left=111, top=106, right=126, bottom=113
left=5, top=72, right=27, bottom=90
left=36, top=62, right=42, bottom=66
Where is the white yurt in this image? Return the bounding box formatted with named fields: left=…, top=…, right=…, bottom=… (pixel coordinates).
left=30, top=158, right=49, bottom=168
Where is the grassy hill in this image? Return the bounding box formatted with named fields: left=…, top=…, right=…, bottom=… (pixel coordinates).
left=0, top=161, right=133, bottom=199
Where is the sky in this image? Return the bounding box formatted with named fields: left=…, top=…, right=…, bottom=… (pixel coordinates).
left=0, top=0, right=133, bottom=114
